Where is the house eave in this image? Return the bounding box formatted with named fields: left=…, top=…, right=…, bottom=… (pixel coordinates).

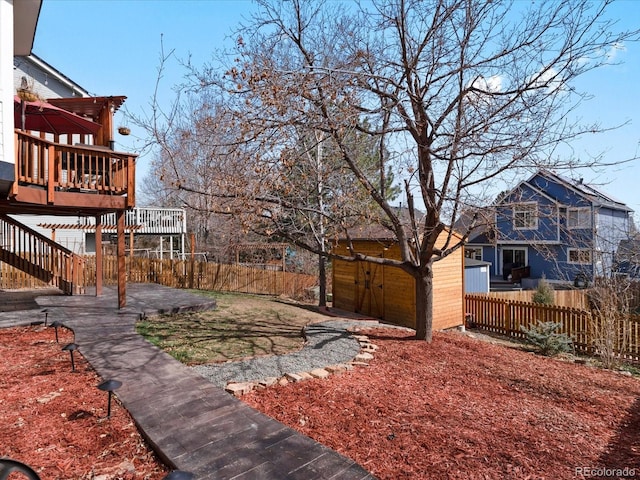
left=18, top=53, right=91, bottom=97
left=537, top=169, right=633, bottom=213
left=496, top=240, right=563, bottom=245
left=13, top=0, right=42, bottom=56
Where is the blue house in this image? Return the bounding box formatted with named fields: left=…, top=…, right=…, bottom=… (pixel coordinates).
left=466, top=170, right=633, bottom=286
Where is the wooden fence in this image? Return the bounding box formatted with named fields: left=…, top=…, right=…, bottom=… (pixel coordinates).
left=0, top=262, right=49, bottom=289
left=484, top=290, right=589, bottom=309
left=84, top=256, right=319, bottom=299
left=465, top=294, right=640, bottom=362
left=0, top=256, right=318, bottom=299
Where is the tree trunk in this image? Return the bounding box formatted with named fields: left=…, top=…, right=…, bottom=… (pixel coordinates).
left=414, top=267, right=434, bottom=342
left=318, top=253, right=327, bottom=307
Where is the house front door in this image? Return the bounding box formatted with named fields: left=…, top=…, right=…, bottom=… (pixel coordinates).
left=355, top=261, right=384, bottom=318
left=501, top=247, right=527, bottom=280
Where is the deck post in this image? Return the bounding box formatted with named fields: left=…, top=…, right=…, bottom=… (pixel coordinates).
left=116, top=210, right=126, bottom=308
left=47, top=144, right=55, bottom=203
left=189, top=232, right=195, bottom=289
left=95, top=215, right=103, bottom=296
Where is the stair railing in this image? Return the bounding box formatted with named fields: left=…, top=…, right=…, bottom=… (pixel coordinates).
left=0, top=214, right=85, bottom=295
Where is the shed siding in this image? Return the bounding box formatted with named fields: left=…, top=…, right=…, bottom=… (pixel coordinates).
left=332, top=257, right=357, bottom=312
left=331, top=233, right=463, bottom=331
left=464, top=265, right=490, bottom=293
left=432, top=253, right=464, bottom=330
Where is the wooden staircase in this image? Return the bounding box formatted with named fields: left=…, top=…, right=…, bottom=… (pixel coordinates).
left=0, top=214, right=85, bottom=295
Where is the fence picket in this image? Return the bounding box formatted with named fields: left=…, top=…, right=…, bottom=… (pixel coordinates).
left=0, top=255, right=319, bottom=300
left=466, top=294, right=640, bottom=362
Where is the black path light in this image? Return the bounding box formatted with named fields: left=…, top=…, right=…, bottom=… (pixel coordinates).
left=163, top=471, right=195, bottom=480
left=41, top=308, right=49, bottom=326
left=0, top=458, right=41, bottom=480
left=49, top=321, right=63, bottom=343
left=62, top=343, right=79, bottom=372
left=97, top=379, right=122, bottom=418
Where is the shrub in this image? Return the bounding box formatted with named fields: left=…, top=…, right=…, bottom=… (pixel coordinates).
left=532, top=277, right=554, bottom=305
left=520, top=321, right=573, bottom=356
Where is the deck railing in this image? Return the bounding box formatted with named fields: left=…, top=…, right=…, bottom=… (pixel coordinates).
left=78, top=207, right=187, bottom=234
left=0, top=214, right=85, bottom=294
left=14, top=130, right=135, bottom=200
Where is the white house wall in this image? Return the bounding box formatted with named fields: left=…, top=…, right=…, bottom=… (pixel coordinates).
left=14, top=54, right=89, bottom=100
left=0, top=0, right=15, bottom=173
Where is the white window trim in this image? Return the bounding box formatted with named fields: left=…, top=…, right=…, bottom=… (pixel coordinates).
left=567, top=207, right=591, bottom=229
left=513, top=203, right=538, bottom=230
left=465, top=247, right=483, bottom=261
left=567, top=248, right=592, bottom=265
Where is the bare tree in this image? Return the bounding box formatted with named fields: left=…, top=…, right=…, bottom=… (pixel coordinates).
left=588, top=277, right=634, bottom=368
left=141, top=0, right=638, bottom=340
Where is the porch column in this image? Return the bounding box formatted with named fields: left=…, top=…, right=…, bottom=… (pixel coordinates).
left=95, top=215, right=103, bottom=296
left=117, top=210, right=126, bottom=308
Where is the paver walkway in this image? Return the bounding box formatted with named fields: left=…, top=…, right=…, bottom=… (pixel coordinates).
left=2, top=284, right=375, bottom=479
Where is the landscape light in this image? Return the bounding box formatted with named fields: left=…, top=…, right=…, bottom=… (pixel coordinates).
left=97, top=379, right=122, bottom=418
left=62, top=343, right=79, bottom=372
left=49, top=321, right=63, bottom=343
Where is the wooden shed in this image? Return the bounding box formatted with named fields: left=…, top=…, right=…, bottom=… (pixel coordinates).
left=331, top=229, right=464, bottom=331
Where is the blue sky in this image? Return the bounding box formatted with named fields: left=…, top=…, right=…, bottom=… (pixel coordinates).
left=33, top=0, right=640, bottom=212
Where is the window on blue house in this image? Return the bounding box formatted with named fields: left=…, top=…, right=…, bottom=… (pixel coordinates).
left=568, top=248, right=591, bottom=264
left=513, top=203, right=537, bottom=230
left=465, top=247, right=482, bottom=260
left=567, top=208, right=591, bottom=229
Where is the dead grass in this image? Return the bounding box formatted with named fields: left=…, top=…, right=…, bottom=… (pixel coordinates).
left=136, top=292, right=329, bottom=364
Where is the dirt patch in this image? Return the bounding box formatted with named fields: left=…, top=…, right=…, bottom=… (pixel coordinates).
left=243, top=328, right=640, bottom=479
left=0, top=325, right=168, bottom=479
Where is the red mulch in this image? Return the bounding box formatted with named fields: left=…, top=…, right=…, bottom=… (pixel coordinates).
left=0, top=325, right=168, bottom=480
left=243, top=328, right=640, bottom=479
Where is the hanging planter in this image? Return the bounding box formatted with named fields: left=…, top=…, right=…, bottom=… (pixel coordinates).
left=17, top=88, right=40, bottom=102
left=118, top=126, right=131, bottom=136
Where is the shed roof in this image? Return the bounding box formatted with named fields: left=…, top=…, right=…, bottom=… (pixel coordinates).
left=464, top=258, right=491, bottom=267
left=341, top=207, right=425, bottom=241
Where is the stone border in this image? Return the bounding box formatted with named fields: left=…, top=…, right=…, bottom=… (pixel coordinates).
left=225, top=328, right=380, bottom=397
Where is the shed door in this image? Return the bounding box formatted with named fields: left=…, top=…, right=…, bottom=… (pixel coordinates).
left=355, top=261, right=384, bottom=318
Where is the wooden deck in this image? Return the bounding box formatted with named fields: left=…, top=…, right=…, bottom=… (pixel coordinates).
left=4, top=131, right=136, bottom=215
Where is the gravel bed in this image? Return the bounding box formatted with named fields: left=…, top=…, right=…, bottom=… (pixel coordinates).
left=192, top=320, right=382, bottom=387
